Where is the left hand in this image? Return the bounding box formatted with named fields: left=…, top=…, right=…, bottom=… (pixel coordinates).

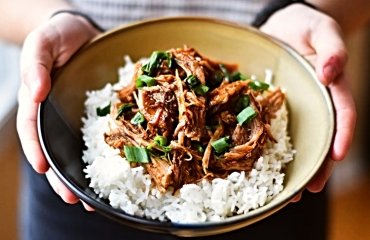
left=260, top=3, right=357, bottom=200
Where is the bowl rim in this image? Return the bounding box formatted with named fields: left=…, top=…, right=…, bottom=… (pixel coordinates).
left=37, top=16, right=334, bottom=232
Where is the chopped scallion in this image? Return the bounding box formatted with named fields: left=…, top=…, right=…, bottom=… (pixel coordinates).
left=193, top=142, right=205, bottom=154
left=151, top=135, right=172, bottom=153
left=231, top=72, right=247, bottom=82
left=96, top=102, right=111, bottom=117
left=211, top=70, right=224, bottom=87
left=116, top=103, right=134, bottom=120
left=141, top=51, right=169, bottom=76
left=184, top=75, right=200, bottom=87
left=136, top=75, right=156, bottom=88
left=219, top=64, right=231, bottom=82
left=211, top=136, right=230, bottom=153
left=184, top=74, right=209, bottom=96
left=193, top=84, right=209, bottom=96
left=249, top=80, right=269, bottom=91
left=237, top=106, right=257, bottom=125
left=236, top=95, right=250, bottom=111
left=124, top=146, right=150, bottom=163
left=154, top=135, right=168, bottom=147
left=130, top=112, right=145, bottom=125
left=168, top=57, right=176, bottom=68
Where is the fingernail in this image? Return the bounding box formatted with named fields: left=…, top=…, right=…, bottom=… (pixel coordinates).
left=323, top=64, right=337, bottom=84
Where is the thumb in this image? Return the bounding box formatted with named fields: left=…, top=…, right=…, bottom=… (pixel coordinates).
left=310, top=17, right=348, bottom=85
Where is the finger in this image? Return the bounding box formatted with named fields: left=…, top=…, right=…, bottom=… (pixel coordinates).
left=17, top=85, right=49, bottom=173
left=310, top=17, right=348, bottom=85
left=328, top=74, right=357, bottom=161
left=290, top=191, right=303, bottom=203
left=20, top=30, right=55, bottom=102
left=81, top=200, right=95, bottom=212
left=306, top=159, right=336, bottom=193
left=45, top=169, right=79, bottom=204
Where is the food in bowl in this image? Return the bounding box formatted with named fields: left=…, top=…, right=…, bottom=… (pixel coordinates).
left=81, top=46, right=295, bottom=223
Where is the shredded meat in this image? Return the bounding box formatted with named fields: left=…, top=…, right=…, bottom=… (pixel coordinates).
left=146, top=157, right=173, bottom=192
left=103, top=46, right=286, bottom=192
left=138, top=85, right=178, bottom=138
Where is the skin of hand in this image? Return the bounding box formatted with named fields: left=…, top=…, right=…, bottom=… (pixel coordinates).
left=17, top=12, right=101, bottom=207
left=260, top=3, right=357, bottom=201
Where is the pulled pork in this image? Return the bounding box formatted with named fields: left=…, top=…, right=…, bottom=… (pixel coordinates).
left=103, top=46, right=285, bottom=191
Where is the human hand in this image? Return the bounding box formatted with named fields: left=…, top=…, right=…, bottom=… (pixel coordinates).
left=17, top=12, right=101, bottom=207
left=260, top=3, right=357, bottom=201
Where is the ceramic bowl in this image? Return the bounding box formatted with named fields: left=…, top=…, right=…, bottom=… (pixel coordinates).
left=38, top=17, right=334, bottom=237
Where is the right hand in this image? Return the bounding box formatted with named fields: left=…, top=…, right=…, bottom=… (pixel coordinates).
left=17, top=12, right=101, bottom=205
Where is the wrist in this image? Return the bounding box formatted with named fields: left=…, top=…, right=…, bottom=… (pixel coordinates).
left=50, top=10, right=104, bottom=33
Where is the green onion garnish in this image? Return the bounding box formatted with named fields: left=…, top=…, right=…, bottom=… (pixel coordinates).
left=168, top=57, right=176, bottom=68
left=185, top=75, right=200, bottom=87
left=219, top=64, right=231, bottom=82
left=211, top=70, right=224, bottom=87
left=237, top=106, right=257, bottom=125
left=184, top=74, right=209, bottom=96
left=130, top=112, right=145, bottom=125
left=141, top=51, right=169, bottom=76
left=236, top=95, right=250, bottom=112
left=249, top=80, right=269, bottom=91
left=193, top=84, right=209, bottom=96
left=136, top=75, right=157, bottom=88
left=231, top=72, right=247, bottom=82
left=211, top=136, right=230, bottom=153
left=116, top=103, right=134, bottom=120
left=96, top=102, right=111, bottom=117
left=124, top=146, right=150, bottom=163
left=154, top=135, right=168, bottom=147
left=192, top=142, right=205, bottom=154
left=149, top=135, right=172, bottom=153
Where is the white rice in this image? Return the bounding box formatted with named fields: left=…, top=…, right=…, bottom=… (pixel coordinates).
left=81, top=57, right=295, bottom=223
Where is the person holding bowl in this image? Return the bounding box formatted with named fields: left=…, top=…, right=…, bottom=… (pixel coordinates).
left=1, top=0, right=365, bottom=239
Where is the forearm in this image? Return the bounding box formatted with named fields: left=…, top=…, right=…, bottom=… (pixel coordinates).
left=0, top=0, right=72, bottom=44
left=307, top=0, right=370, bottom=35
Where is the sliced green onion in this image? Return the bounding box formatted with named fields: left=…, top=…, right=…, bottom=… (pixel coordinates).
left=148, top=135, right=172, bottom=153
left=96, top=102, right=111, bottom=117
left=211, top=136, right=230, bottom=153
left=141, top=51, right=169, bottom=76
left=116, top=103, right=134, bottom=120
left=231, top=72, right=247, bottom=82
left=193, top=84, right=209, bottom=96
left=219, top=64, right=231, bottom=82
left=211, top=70, right=224, bottom=87
left=136, top=75, right=157, bottom=88
left=130, top=112, right=145, bottom=125
left=192, top=142, right=205, bottom=154
left=237, top=106, right=257, bottom=126
left=249, top=80, right=270, bottom=91
left=154, top=135, right=168, bottom=147
left=124, top=146, right=150, bottom=163
left=161, top=146, right=172, bottom=153
left=184, top=75, right=200, bottom=87
left=236, top=95, right=250, bottom=112
left=168, top=57, right=176, bottom=68
left=184, top=74, right=209, bottom=96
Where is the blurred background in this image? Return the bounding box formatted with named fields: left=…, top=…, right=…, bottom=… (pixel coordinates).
left=0, top=26, right=369, bottom=239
